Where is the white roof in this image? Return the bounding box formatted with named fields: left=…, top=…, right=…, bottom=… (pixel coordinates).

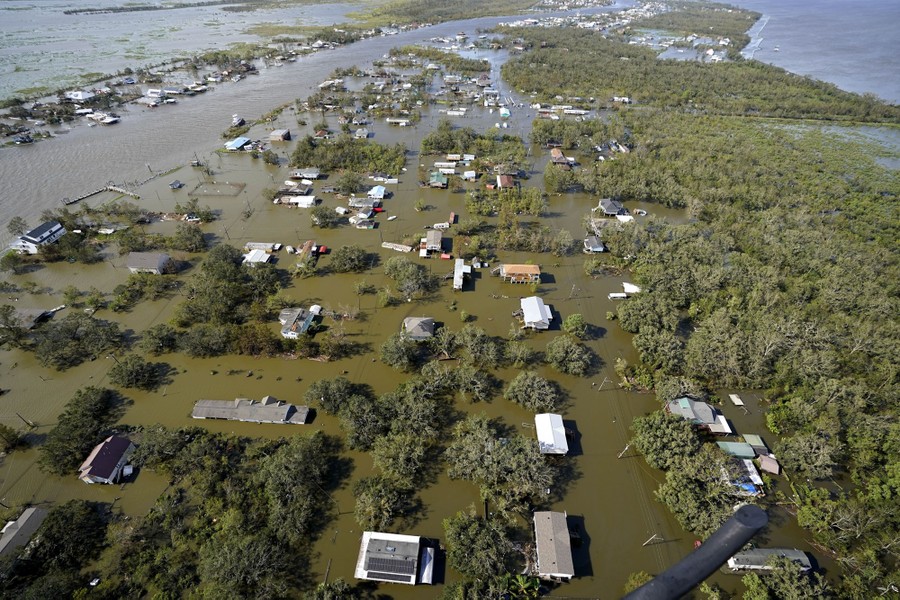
left=521, top=296, right=552, bottom=328
left=242, top=249, right=270, bottom=264
left=535, top=413, right=568, bottom=455
left=622, top=282, right=642, bottom=294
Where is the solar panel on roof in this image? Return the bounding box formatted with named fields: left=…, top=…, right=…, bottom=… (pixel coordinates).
left=368, top=571, right=413, bottom=582
left=366, top=557, right=416, bottom=575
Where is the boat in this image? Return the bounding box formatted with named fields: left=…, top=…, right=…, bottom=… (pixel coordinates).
left=231, top=114, right=245, bottom=127
left=387, top=215, right=397, bottom=221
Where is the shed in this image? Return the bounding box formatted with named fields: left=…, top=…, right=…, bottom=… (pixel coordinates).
left=78, top=436, right=135, bottom=484
left=269, top=129, right=291, bottom=141
left=242, top=249, right=271, bottom=266
left=758, top=454, right=780, bottom=475
left=355, top=531, right=429, bottom=585
left=521, top=296, right=552, bottom=330
left=0, top=508, right=48, bottom=558
left=535, top=413, right=568, bottom=455
left=225, top=136, right=251, bottom=151
left=402, top=316, right=435, bottom=341
left=716, top=441, right=756, bottom=459
left=126, top=252, right=172, bottom=275
left=743, top=434, right=769, bottom=455
left=533, top=511, right=574, bottom=580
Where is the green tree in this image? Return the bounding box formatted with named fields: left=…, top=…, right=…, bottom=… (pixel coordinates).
left=335, top=171, right=363, bottom=195
left=443, top=510, right=514, bottom=581
left=380, top=332, right=419, bottom=371
left=503, top=371, right=562, bottom=412
left=0, top=423, right=23, bottom=452
left=140, top=323, right=179, bottom=355
left=353, top=475, right=418, bottom=530
left=631, top=411, right=702, bottom=470
left=7, top=216, right=28, bottom=237
left=108, top=354, right=161, bottom=390
left=311, top=205, right=340, bottom=228
left=372, top=431, right=430, bottom=485
left=384, top=256, right=438, bottom=299
left=562, top=313, right=588, bottom=338
left=28, top=500, right=106, bottom=572
left=168, top=222, right=206, bottom=252
left=304, top=579, right=364, bottom=600
left=742, top=556, right=833, bottom=599
left=0, top=304, right=28, bottom=349
left=32, top=313, right=122, bottom=370
left=329, top=244, right=374, bottom=273
left=545, top=334, right=594, bottom=376
left=0, top=251, right=24, bottom=275
left=776, top=432, right=842, bottom=481
left=304, top=376, right=356, bottom=415
left=39, top=387, right=116, bottom=475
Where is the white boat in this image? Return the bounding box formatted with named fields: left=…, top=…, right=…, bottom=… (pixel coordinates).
left=231, top=114, right=245, bottom=127
left=387, top=215, right=397, bottom=221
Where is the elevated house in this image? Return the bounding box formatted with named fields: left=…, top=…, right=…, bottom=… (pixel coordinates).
left=279, top=305, right=321, bottom=338
left=520, top=296, right=552, bottom=330
left=355, top=531, right=434, bottom=585
left=192, top=396, right=309, bottom=424
left=453, top=258, right=472, bottom=290
left=126, top=252, right=172, bottom=275
left=8, top=221, right=66, bottom=255
left=402, top=316, right=434, bottom=341
left=0, top=508, right=48, bottom=558
left=535, top=413, right=568, bottom=455
left=499, top=264, right=541, bottom=284
left=533, top=511, right=575, bottom=580
left=78, top=436, right=135, bottom=484
left=666, top=396, right=733, bottom=434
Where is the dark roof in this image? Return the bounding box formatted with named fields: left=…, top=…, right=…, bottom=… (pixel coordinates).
left=23, top=221, right=61, bottom=241
left=79, top=436, right=133, bottom=480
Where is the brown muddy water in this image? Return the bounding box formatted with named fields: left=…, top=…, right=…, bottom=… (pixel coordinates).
left=0, top=8, right=823, bottom=598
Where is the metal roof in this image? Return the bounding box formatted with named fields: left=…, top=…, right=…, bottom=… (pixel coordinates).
left=402, top=317, right=434, bottom=340
left=192, top=396, right=308, bottom=424
left=79, top=436, right=134, bottom=481
left=535, top=413, right=568, bottom=454
left=0, top=507, right=48, bottom=558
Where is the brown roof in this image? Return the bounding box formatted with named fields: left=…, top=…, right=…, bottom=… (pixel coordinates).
left=501, top=264, right=541, bottom=275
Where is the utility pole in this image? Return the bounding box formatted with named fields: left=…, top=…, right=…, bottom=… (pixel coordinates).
left=642, top=533, right=664, bottom=547
left=15, top=412, right=35, bottom=428
left=617, top=443, right=631, bottom=459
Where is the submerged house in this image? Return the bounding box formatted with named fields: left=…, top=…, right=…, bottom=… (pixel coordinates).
left=520, top=296, right=552, bottom=330
left=0, top=507, right=48, bottom=558
left=354, top=531, right=434, bottom=585
left=279, top=305, right=321, bottom=339
left=402, top=316, right=435, bottom=341
left=367, top=185, right=387, bottom=200
left=78, top=436, right=135, bottom=484
left=191, top=396, right=309, bottom=424
left=533, top=511, right=575, bottom=580
left=726, top=548, right=811, bottom=573
left=126, top=252, right=172, bottom=275
left=8, top=221, right=66, bottom=255
left=597, top=198, right=626, bottom=216
left=269, top=129, right=291, bottom=141
left=666, top=396, right=733, bottom=434
left=535, top=413, right=568, bottom=455
left=429, top=171, right=449, bottom=188
left=224, top=136, right=252, bottom=151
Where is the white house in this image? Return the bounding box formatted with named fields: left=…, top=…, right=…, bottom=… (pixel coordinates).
left=9, top=221, right=66, bottom=254
left=520, top=296, right=552, bottom=330
left=367, top=185, right=386, bottom=200
left=535, top=413, right=568, bottom=455
left=242, top=249, right=271, bottom=266
left=355, top=531, right=434, bottom=585
left=64, top=90, right=95, bottom=102
left=78, top=436, right=135, bottom=484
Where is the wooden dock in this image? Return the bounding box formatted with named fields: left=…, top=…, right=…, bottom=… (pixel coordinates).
left=62, top=184, right=140, bottom=206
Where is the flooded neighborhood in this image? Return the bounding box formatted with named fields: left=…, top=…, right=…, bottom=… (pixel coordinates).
left=1, top=0, right=898, bottom=598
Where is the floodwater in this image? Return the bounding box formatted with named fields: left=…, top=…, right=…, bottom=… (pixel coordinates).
left=0, top=1, right=830, bottom=597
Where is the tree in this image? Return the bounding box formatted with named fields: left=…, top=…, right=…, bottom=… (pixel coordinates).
left=304, top=579, right=365, bottom=600
left=0, top=251, right=24, bottom=275
left=503, top=371, right=562, bottom=412
left=562, top=313, right=588, bottom=338
left=32, top=313, right=122, bottom=370
left=380, top=332, right=419, bottom=371
left=443, top=510, right=514, bottom=580
left=776, top=432, right=842, bottom=480
left=311, top=205, right=340, bottom=228
left=39, top=387, right=116, bottom=475
left=631, top=411, right=702, bottom=470
left=108, top=354, right=162, bottom=390
left=304, top=377, right=356, bottom=415
left=0, top=304, right=28, bottom=349
left=329, top=244, right=374, bottom=273
left=168, top=222, right=206, bottom=252
left=353, top=475, right=418, bottom=530
left=545, top=334, right=594, bottom=376
left=335, top=171, right=363, bottom=195
left=28, top=500, right=106, bottom=572
left=456, top=324, right=504, bottom=368
left=372, top=431, right=430, bottom=485
left=0, top=423, right=23, bottom=452
left=384, top=256, right=438, bottom=300
left=742, top=556, right=833, bottom=599
left=139, top=323, right=179, bottom=355
left=7, top=216, right=28, bottom=237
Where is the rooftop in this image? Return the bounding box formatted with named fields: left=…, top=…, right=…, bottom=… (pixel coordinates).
left=533, top=511, right=574, bottom=579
